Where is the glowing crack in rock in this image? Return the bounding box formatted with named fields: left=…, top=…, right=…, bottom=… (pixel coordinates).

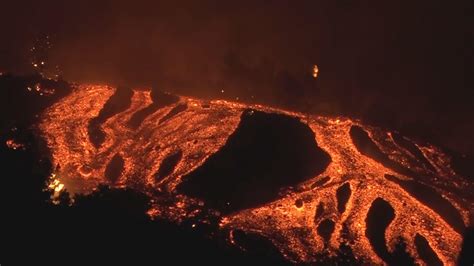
left=39, top=84, right=473, bottom=265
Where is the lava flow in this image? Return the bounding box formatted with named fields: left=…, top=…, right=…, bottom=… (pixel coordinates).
left=39, top=84, right=473, bottom=265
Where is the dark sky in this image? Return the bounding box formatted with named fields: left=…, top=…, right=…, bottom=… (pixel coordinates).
left=1, top=0, right=473, bottom=154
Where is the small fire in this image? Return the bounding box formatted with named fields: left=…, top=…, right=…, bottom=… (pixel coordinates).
left=5, top=139, right=25, bottom=150
left=46, top=172, right=66, bottom=204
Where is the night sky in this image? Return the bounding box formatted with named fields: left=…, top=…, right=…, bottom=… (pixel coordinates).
left=1, top=0, right=473, bottom=154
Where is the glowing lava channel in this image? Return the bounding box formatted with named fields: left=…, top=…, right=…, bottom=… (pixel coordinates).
left=39, top=85, right=473, bottom=265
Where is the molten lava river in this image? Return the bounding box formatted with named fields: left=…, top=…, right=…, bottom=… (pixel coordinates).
left=39, top=85, right=473, bottom=265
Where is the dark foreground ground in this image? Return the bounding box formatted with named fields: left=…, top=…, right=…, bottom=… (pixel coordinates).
left=1, top=74, right=473, bottom=265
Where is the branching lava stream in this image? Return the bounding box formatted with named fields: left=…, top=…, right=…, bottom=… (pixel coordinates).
left=39, top=85, right=473, bottom=265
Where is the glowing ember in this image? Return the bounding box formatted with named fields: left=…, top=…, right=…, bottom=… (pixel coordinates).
left=312, top=64, right=319, bottom=78
left=27, top=83, right=55, bottom=96
left=38, top=85, right=473, bottom=264
left=6, top=139, right=25, bottom=150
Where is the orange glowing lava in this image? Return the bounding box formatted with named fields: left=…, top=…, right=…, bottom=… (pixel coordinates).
left=39, top=84, right=473, bottom=265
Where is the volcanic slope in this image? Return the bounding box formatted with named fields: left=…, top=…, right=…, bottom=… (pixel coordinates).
left=39, top=85, right=474, bottom=265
